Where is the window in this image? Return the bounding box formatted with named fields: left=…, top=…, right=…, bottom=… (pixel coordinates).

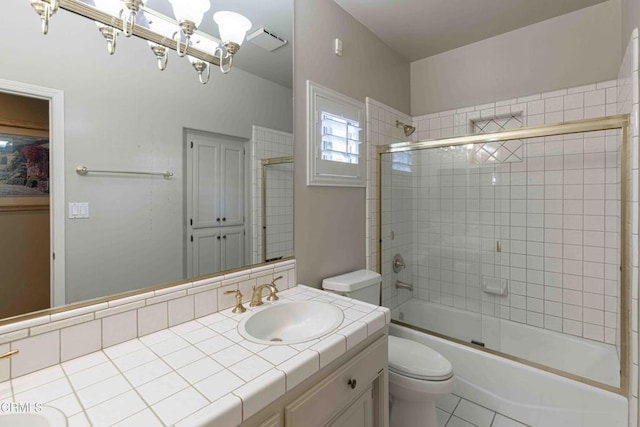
left=307, top=81, right=365, bottom=187
left=392, top=152, right=412, bottom=173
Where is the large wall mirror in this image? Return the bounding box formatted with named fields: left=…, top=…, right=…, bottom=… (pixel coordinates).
left=0, top=0, right=293, bottom=321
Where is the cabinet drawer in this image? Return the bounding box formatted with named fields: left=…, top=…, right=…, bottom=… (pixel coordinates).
left=284, top=336, right=387, bottom=426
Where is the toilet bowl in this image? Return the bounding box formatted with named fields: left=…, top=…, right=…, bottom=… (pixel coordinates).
left=322, top=270, right=455, bottom=427
left=388, top=335, right=454, bottom=427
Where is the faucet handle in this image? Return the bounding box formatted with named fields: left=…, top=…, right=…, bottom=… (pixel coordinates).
left=270, top=275, right=283, bottom=289
left=266, top=276, right=283, bottom=302
left=224, top=289, right=247, bottom=313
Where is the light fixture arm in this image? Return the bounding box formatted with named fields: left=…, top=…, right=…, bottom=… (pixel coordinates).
left=30, top=0, right=59, bottom=35
left=174, top=20, right=197, bottom=58
left=122, top=9, right=136, bottom=36
left=97, top=24, right=118, bottom=55
left=121, top=0, right=144, bottom=37
left=175, top=33, right=191, bottom=57
left=215, top=45, right=233, bottom=74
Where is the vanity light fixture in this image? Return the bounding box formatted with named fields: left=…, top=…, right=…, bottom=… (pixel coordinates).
left=29, top=0, right=58, bottom=34
left=30, top=0, right=252, bottom=84
left=213, top=11, right=252, bottom=73
left=169, top=0, right=210, bottom=57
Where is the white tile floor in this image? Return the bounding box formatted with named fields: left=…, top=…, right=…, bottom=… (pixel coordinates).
left=436, top=394, right=530, bottom=427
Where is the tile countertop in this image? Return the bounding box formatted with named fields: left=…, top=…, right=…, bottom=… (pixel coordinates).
left=0, top=285, right=390, bottom=427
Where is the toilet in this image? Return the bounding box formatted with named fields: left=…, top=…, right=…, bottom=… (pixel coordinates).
left=322, top=270, right=454, bottom=427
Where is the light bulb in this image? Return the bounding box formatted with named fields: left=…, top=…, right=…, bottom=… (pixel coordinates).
left=93, top=0, right=123, bottom=16
left=214, top=11, right=251, bottom=46
left=168, top=0, right=210, bottom=27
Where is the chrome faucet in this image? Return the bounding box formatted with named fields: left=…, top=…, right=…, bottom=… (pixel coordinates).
left=250, top=275, right=283, bottom=307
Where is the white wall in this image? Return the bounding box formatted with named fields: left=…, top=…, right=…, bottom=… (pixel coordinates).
left=0, top=0, right=293, bottom=302
left=410, top=0, right=622, bottom=115
left=293, top=0, right=411, bottom=287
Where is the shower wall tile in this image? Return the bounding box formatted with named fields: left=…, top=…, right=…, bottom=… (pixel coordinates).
left=366, top=98, right=416, bottom=309
left=399, top=80, right=618, bottom=347
left=250, top=126, right=294, bottom=265
left=369, top=41, right=638, bottom=421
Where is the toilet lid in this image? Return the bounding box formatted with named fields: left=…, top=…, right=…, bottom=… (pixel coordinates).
left=388, top=336, right=453, bottom=381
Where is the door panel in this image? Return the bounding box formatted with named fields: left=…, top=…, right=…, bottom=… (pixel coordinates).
left=187, top=131, right=246, bottom=277
left=221, top=226, right=244, bottom=271
left=192, top=137, right=220, bottom=229
left=220, top=143, right=244, bottom=226
left=328, top=387, right=373, bottom=427
left=192, top=228, right=221, bottom=277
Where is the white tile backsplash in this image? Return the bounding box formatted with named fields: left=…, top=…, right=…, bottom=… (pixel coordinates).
left=0, top=343, right=8, bottom=383
left=102, top=310, right=137, bottom=348
left=138, top=303, right=168, bottom=337
left=168, top=295, right=195, bottom=327
left=11, top=331, right=60, bottom=377
left=60, top=320, right=102, bottom=362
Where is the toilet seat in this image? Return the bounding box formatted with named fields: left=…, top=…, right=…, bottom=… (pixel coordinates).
left=388, top=336, right=453, bottom=381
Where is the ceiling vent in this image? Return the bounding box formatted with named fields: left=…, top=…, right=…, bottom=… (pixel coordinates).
left=247, top=27, right=288, bottom=52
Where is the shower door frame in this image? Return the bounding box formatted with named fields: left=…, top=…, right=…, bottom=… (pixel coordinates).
left=376, top=114, right=631, bottom=395
left=261, top=155, right=294, bottom=262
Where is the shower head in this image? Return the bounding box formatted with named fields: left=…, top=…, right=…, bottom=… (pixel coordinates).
left=395, top=120, right=416, bottom=137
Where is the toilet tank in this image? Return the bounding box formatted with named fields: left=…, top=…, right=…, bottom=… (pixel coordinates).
left=322, top=269, right=381, bottom=305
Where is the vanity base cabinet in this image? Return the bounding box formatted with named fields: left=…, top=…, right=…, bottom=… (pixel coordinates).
left=327, top=386, right=373, bottom=427
left=256, top=413, right=282, bottom=427
left=246, top=333, right=387, bottom=427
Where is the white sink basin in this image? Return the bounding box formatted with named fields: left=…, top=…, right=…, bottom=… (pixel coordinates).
left=238, top=301, right=344, bottom=345
left=0, top=407, right=66, bottom=427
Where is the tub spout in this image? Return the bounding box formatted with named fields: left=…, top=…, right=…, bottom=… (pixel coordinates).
left=395, top=280, right=413, bottom=291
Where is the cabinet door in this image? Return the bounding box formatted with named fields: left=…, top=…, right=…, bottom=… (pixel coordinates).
left=221, top=226, right=245, bottom=271
left=220, top=142, right=245, bottom=227
left=328, top=387, right=373, bottom=427
left=284, top=336, right=386, bottom=427
left=191, top=136, right=220, bottom=229
left=192, top=228, right=221, bottom=277
left=257, top=413, right=282, bottom=427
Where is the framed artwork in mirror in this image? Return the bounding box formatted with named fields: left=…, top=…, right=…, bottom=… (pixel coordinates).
left=0, top=139, right=50, bottom=210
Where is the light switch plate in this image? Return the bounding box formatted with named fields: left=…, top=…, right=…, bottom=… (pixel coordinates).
left=69, top=202, right=90, bottom=219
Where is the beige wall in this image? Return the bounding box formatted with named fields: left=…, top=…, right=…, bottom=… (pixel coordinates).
left=622, top=0, right=640, bottom=53
left=293, top=0, right=410, bottom=286
left=410, top=0, right=622, bottom=115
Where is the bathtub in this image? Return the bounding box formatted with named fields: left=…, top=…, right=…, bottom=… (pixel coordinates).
left=390, top=298, right=627, bottom=427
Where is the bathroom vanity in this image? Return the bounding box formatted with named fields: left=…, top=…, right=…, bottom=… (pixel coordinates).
left=244, top=334, right=387, bottom=427
left=0, top=284, right=390, bottom=427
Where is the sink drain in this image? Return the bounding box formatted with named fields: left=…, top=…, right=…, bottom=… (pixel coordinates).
left=270, top=338, right=283, bottom=342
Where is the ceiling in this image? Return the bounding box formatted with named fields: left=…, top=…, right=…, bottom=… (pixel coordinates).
left=333, top=0, right=609, bottom=61
left=146, top=0, right=293, bottom=88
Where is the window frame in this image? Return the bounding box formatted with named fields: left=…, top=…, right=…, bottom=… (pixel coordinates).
left=306, top=81, right=366, bottom=187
